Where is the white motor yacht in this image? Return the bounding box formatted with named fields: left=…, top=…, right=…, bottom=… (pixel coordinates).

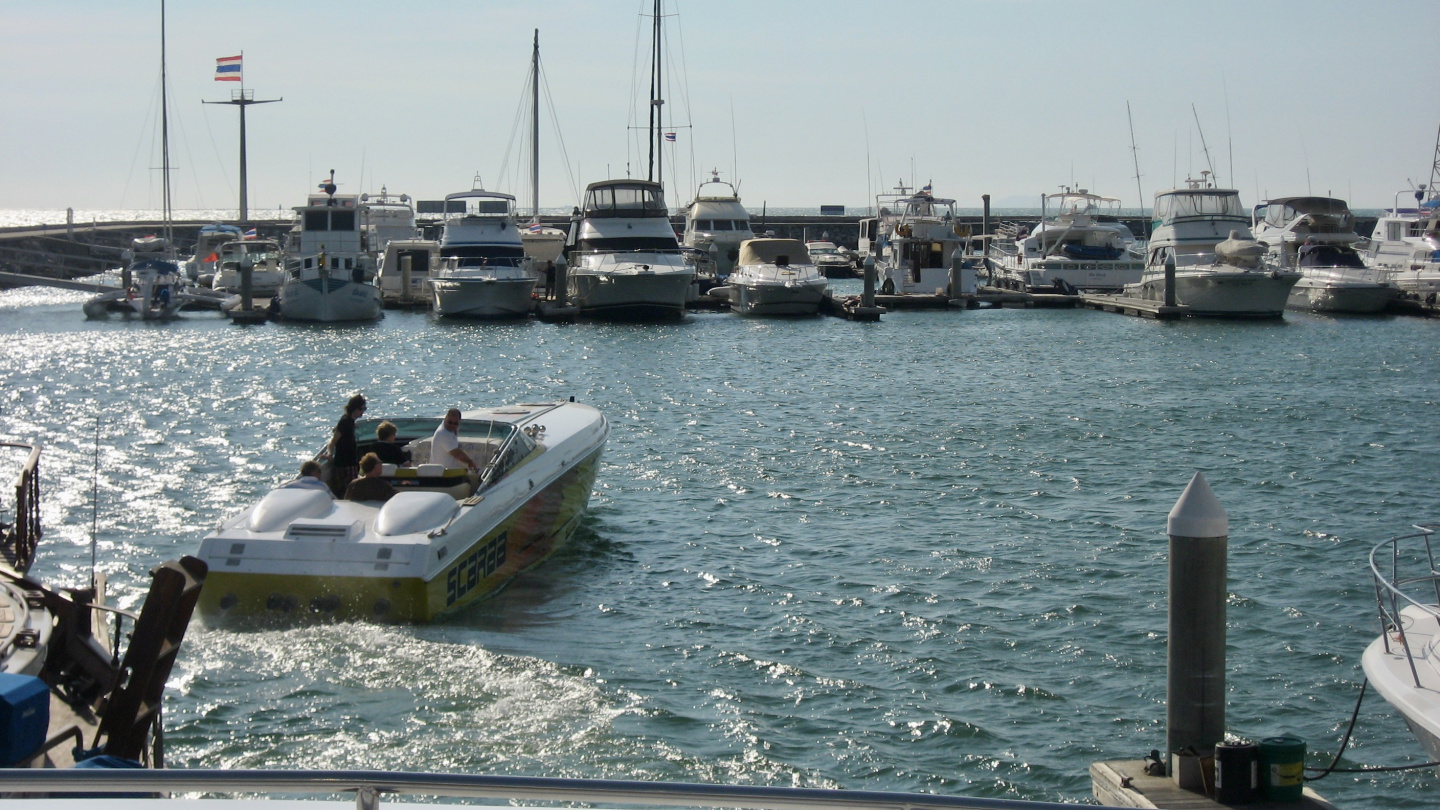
left=1364, top=524, right=1440, bottom=760
left=275, top=175, right=383, bottom=322
left=564, top=179, right=694, bottom=319
left=682, top=170, right=754, bottom=280
left=1124, top=177, right=1299, bottom=317
left=374, top=238, right=440, bottom=306
left=431, top=188, right=538, bottom=319
left=195, top=401, right=608, bottom=623
left=728, top=238, right=829, bottom=316
left=210, top=237, right=286, bottom=296
left=872, top=183, right=979, bottom=297
left=990, top=188, right=1144, bottom=293
left=806, top=241, right=856, bottom=279
left=1251, top=196, right=1396, bottom=314
left=360, top=186, right=419, bottom=261
left=1363, top=188, right=1440, bottom=299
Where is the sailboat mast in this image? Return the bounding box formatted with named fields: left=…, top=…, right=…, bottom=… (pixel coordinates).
left=160, top=0, right=173, bottom=246
left=531, top=29, right=540, bottom=219
left=648, top=0, right=664, bottom=188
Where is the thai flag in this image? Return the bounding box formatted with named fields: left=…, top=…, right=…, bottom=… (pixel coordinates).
left=215, top=55, right=242, bottom=82
left=528, top=222, right=544, bottom=233
left=243, top=228, right=258, bottom=239
left=664, top=132, right=676, bottom=142
left=921, top=183, right=932, bottom=195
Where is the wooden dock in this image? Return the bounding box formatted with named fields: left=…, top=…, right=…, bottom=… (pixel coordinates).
left=1079, top=293, right=1188, bottom=320
left=1092, top=760, right=1336, bottom=810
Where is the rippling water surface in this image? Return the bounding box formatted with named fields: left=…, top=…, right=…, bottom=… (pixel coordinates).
left=0, top=283, right=1436, bottom=807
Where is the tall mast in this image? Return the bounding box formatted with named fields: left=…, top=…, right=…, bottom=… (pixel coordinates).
left=1127, top=101, right=1145, bottom=218
left=204, top=54, right=281, bottom=223
left=1428, top=118, right=1440, bottom=201
left=531, top=29, right=540, bottom=219
left=648, top=0, right=664, bottom=187
left=160, top=0, right=172, bottom=246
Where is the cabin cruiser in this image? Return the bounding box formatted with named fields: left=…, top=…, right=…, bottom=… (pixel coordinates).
left=1251, top=196, right=1396, bottom=314
left=727, top=238, right=829, bottom=316
left=1124, top=177, right=1299, bottom=317
left=185, top=223, right=243, bottom=283
left=681, top=170, right=753, bottom=281
left=210, top=237, right=286, bottom=296
left=872, top=183, right=979, bottom=296
left=275, top=175, right=383, bottom=322
left=195, top=401, right=608, bottom=623
left=564, top=179, right=693, bottom=319
left=375, top=238, right=441, bottom=306
left=1363, top=188, right=1440, bottom=298
left=990, top=188, right=1144, bottom=293
left=360, top=187, right=419, bottom=258
left=806, top=241, right=856, bottom=279
left=431, top=188, right=538, bottom=318
left=83, top=237, right=190, bottom=320
left=1364, top=524, right=1440, bottom=760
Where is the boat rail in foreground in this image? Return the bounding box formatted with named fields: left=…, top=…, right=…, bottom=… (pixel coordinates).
left=1370, top=523, right=1440, bottom=687
left=0, top=769, right=1124, bottom=809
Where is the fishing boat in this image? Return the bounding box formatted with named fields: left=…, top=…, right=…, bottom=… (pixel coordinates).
left=872, top=183, right=978, bottom=296
left=210, top=237, right=286, bottom=296
left=274, top=172, right=383, bottom=322
left=0, top=439, right=206, bottom=770
left=195, top=400, right=608, bottom=623
left=989, top=188, right=1144, bottom=293
left=1364, top=523, right=1440, bottom=759
left=727, top=238, right=829, bottom=316
left=431, top=187, right=537, bottom=319
left=1123, top=176, right=1300, bottom=317
left=1251, top=196, right=1396, bottom=314
left=564, top=179, right=693, bottom=319
left=682, top=170, right=754, bottom=280
left=1363, top=188, right=1440, bottom=299
left=374, top=238, right=440, bottom=306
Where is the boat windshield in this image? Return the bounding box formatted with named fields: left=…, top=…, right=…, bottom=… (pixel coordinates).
left=1155, top=191, right=1246, bottom=223
left=1298, top=244, right=1366, bottom=269
left=439, top=245, right=527, bottom=267
left=585, top=184, right=668, bottom=217
left=578, top=236, right=680, bottom=252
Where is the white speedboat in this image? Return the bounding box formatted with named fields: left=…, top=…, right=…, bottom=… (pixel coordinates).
left=375, top=238, right=441, bottom=306
left=195, top=401, right=608, bottom=623
left=728, top=238, right=829, bottom=316
left=210, top=237, right=286, bottom=296
left=1364, top=524, right=1440, bottom=760
left=1363, top=188, right=1440, bottom=298
left=806, top=241, right=856, bottom=279
left=1124, top=176, right=1300, bottom=317
left=990, top=188, right=1144, bottom=293
left=1252, top=196, right=1396, bottom=314
left=275, top=175, right=383, bottom=322
left=431, top=188, right=537, bottom=318
left=872, top=183, right=979, bottom=296
left=565, top=179, right=694, bottom=319
left=184, top=223, right=243, bottom=284
left=682, top=170, right=754, bottom=280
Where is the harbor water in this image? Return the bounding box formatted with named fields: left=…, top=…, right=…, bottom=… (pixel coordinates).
left=0, top=281, right=1437, bottom=807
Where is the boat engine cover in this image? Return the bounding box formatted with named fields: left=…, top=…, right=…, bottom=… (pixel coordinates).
left=375, top=492, right=458, bottom=537
left=248, top=489, right=335, bottom=533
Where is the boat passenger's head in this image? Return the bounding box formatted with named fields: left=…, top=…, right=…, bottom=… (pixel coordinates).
left=360, top=453, right=382, bottom=477
left=346, top=394, right=367, bottom=418
left=377, top=421, right=397, bottom=441
left=300, top=460, right=323, bottom=480
left=444, top=409, right=462, bottom=432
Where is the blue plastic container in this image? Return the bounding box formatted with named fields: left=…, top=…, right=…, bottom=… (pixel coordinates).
left=0, top=672, right=50, bottom=766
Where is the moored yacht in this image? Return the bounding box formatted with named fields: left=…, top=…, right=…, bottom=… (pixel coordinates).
left=806, top=241, right=856, bottom=279
left=360, top=186, right=419, bottom=260
left=210, top=237, right=286, bottom=296
left=431, top=188, right=538, bottom=319
left=185, top=223, right=243, bottom=284
left=564, top=179, right=693, bottom=319
left=83, top=237, right=188, bottom=320
left=195, top=401, right=608, bottom=623
left=375, top=238, right=441, bottom=306
left=728, top=238, right=829, bottom=316
left=275, top=174, right=383, bottom=322
left=990, top=188, right=1144, bottom=293
left=873, top=183, right=978, bottom=296
left=682, top=170, right=753, bottom=280
left=1124, top=177, right=1299, bottom=317
left=1251, top=196, right=1396, bottom=314
left=1363, top=188, right=1440, bottom=298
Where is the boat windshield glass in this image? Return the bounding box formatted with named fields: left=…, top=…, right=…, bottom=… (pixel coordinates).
left=1155, top=192, right=1245, bottom=223
left=1298, top=245, right=1366, bottom=269
left=439, top=245, right=527, bottom=267
left=585, top=185, right=668, bottom=216
left=578, top=235, right=680, bottom=252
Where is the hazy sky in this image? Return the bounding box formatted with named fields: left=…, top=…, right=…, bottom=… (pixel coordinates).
left=5, top=1, right=1439, bottom=213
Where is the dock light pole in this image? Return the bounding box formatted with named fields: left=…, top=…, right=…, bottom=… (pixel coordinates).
left=1166, top=472, right=1228, bottom=787
left=203, top=89, right=281, bottom=223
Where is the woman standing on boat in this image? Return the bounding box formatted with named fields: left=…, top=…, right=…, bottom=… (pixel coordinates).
left=328, top=394, right=366, bottom=496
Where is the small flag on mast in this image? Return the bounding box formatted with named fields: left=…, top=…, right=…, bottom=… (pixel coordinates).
left=243, top=228, right=258, bottom=239
left=664, top=132, right=677, bottom=142
left=215, top=55, right=242, bottom=82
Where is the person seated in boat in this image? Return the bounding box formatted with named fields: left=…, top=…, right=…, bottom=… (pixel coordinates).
left=280, top=460, right=332, bottom=494
left=432, top=408, right=480, bottom=473
left=344, top=453, right=397, bottom=502
left=373, top=421, right=408, bottom=466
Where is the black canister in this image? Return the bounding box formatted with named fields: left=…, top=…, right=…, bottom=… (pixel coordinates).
left=1215, top=740, right=1259, bottom=804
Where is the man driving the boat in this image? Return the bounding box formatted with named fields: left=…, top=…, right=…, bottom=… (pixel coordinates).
left=432, top=408, right=479, bottom=472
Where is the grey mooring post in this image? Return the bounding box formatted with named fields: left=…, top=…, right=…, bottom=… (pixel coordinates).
left=1164, top=255, right=1177, bottom=308
left=400, top=254, right=413, bottom=304
left=862, top=256, right=876, bottom=307
left=982, top=193, right=991, bottom=236
left=1166, top=471, right=1228, bottom=785
left=239, top=256, right=254, bottom=311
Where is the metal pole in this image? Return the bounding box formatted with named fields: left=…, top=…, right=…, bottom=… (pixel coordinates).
left=400, top=254, right=413, bottom=305
left=1164, top=255, right=1177, bottom=308
left=1165, top=472, right=1228, bottom=787
left=981, top=194, right=990, bottom=236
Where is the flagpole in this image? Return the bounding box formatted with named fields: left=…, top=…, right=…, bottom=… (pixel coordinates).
left=205, top=53, right=280, bottom=224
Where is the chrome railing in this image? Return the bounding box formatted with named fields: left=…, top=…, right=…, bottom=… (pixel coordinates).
left=0, top=769, right=1121, bottom=810
left=1369, top=524, right=1440, bottom=688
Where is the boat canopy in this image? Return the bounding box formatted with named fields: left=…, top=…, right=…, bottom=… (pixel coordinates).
left=739, top=239, right=810, bottom=266
left=1255, top=197, right=1354, bottom=230
left=1154, top=189, right=1246, bottom=223
left=584, top=180, right=668, bottom=218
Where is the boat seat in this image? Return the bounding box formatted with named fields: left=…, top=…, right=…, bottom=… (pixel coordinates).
left=403, top=437, right=505, bottom=469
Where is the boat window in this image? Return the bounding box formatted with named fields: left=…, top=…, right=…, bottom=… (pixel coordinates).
left=695, top=219, right=712, bottom=231
left=585, top=185, right=667, bottom=215
left=1388, top=222, right=1403, bottom=241
left=1298, top=245, right=1365, bottom=268
left=712, top=220, right=734, bottom=231
left=475, top=200, right=510, bottom=215
left=578, top=236, right=680, bottom=252
left=304, top=210, right=330, bottom=231
left=733, top=220, right=750, bottom=231
left=439, top=245, right=527, bottom=267
left=331, top=210, right=356, bottom=231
